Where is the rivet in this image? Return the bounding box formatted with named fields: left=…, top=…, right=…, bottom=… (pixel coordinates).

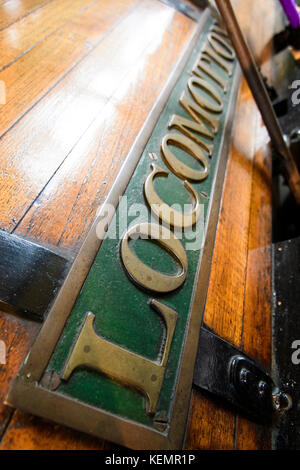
left=239, top=367, right=250, bottom=384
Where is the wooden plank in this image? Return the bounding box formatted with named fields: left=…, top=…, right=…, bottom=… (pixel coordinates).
left=0, top=0, right=278, bottom=451
left=0, top=0, right=175, bottom=232
left=0, top=3, right=196, bottom=448
left=235, top=97, right=272, bottom=452
left=14, top=8, right=196, bottom=251
left=0, top=0, right=139, bottom=136
left=0, top=0, right=98, bottom=69
left=0, top=409, right=117, bottom=450
left=0, top=0, right=51, bottom=31
left=234, top=135, right=272, bottom=451
left=185, top=393, right=236, bottom=450
left=292, top=49, right=300, bottom=60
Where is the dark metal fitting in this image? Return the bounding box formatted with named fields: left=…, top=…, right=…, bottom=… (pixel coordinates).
left=272, top=391, right=292, bottom=414
left=194, top=327, right=287, bottom=424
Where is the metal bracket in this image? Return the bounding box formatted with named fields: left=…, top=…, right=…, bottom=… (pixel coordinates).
left=193, top=325, right=289, bottom=423
left=0, top=228, right=292, bottom=428
left=0, top=230, right=70, bottom=320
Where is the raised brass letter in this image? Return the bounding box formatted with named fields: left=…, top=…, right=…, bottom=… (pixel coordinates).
left=120, top=222, right=188, bottom=293
left=169, top=113, right=213, bottom=156
left=187, top=76, right=223, bottom=114
left=144, top=163, right=201, bottom=229
left=161, top=133, right=209, bottom=182
left=61, top=299, right=178, bottom=415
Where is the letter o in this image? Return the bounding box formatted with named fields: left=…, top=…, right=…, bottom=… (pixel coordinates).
left=120, top=223, right=188, bottom=293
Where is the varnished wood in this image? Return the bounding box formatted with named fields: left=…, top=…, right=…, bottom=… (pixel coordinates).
left=0, top=410, right=118, bottom=450
left=185, top=78, right=262, bottom=450
left=0, top=0, right=283, bottom=450
left=0, top=0, right=194, bottom=233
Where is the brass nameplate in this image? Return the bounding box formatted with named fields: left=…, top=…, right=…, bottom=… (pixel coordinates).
left=6, top=12, right=241, bottom=450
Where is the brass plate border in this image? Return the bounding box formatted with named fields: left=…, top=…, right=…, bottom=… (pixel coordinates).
left=5, top=9, right=241, bottom=450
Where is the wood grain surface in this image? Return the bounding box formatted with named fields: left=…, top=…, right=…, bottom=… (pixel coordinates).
left=0, top=0, right=283, bottom=450
left=186, top=0, right=277, bottom=450
left=0, top=0, right=51, bottom=31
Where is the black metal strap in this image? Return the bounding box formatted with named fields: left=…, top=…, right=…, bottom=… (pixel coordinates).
left=193, top=325, right=285, bottom=423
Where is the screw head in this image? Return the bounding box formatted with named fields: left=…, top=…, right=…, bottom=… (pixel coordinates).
left=240, top=367, right=251, bottom=384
